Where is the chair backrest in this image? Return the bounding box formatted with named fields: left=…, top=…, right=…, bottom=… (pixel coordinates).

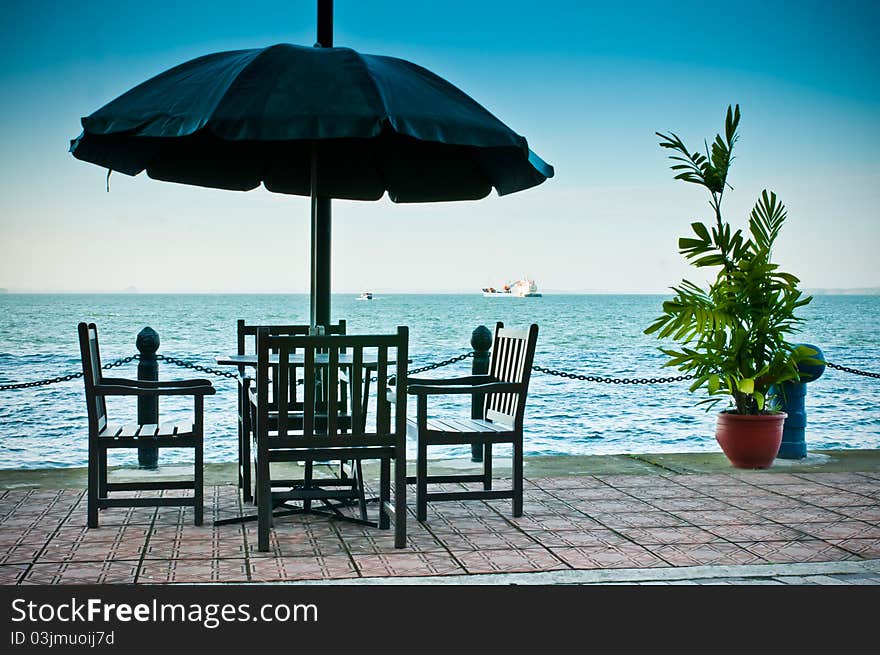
left=238, top=320, right=347, bottom=409
left=77, top=322, right=108, bottom=433
left=237, top=319, right=347, bottom=358
left=255, top=327, right=408, bottom=441
left=484, top=322, right=539, bottom=428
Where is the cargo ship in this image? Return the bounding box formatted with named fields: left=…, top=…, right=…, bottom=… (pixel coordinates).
left=481, top=278, right=542, bottom=297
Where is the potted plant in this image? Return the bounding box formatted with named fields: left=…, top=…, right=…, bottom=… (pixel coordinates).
left=645, top=105, right=819, bottom=469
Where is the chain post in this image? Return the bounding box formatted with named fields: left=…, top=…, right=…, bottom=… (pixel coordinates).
left=776, top=343, right=826, bottom=459
left=470, top=326, right=492, bottom=462
left=136, top=327, right=160, bottom=469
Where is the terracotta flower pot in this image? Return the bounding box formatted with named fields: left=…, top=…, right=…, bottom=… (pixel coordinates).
left=715, top=411, right=787, bottom=469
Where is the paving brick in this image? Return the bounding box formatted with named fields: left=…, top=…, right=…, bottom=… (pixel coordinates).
left=740, top=540, right=859, bottom=563
left=355, top=551, right=464, bottom=577
left=616, top=525, right=725, bottom=545
left=453, top=548, right=567, bottom=574
left=590, top=511, right=690, bottom=529
left=647, top=543, right=765, bottom=566
left=0, top=564, right=29, bottom=584
left=704, top=523, right=810, bottom=542
left=550, top=544, right=665, bottom=569
left=827, top=538, right=880, bottom=559
left=794, top=521, right=880, bottom=540
left=250, top=555, right=358, bottom=581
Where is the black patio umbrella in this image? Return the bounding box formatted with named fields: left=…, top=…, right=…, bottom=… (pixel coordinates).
left=70, top=9, right=553, bottom=326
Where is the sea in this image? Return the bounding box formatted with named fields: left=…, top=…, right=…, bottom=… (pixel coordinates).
left=0, top=293, right=878, bottom=469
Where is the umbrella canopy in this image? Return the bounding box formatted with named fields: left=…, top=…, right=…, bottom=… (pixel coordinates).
left=70, top=43, right=553, bottom=202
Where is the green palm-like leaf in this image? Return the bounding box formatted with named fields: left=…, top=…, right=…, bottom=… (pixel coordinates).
left=725, top=105, right=741, bottom=146
left=657, top=132, right=709, bottom=188
left=750, top=190, right=786, bottom=252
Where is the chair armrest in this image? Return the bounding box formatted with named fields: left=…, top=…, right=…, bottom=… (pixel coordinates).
left=407, top=374, right=497, bottom=386
left=407, top=381, right=521, bottom=396
left=102, top=377, right=214, bottom=388
left=95, top=383, right=215, bottom=397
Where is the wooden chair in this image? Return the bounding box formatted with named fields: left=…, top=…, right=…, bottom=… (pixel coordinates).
left=252, top=327, right=409, bottom=551
left=77, top=322, right=215, bottom=527
left=406, top=322, right=538, bottom=521
left=235, top=319, right=347, bottom=503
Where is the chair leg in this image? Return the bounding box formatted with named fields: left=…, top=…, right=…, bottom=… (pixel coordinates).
left=194, top=438, right=204, bottom=526
left=240, top=387, right=254, bottom=504
left=303, top=461, right=313, bottom=513
left=417, top=435, right=428, bottom=522
left=356, top=460, right=369, bottom=522
left=394, top=451, right=407, bottom=549
left=257, top=455, right=272, bottom=552
left=98, top=449, right=108, bottom=499
left=237, top=411, right=244, bottom=490
left=513, top=434, right=523, bottom=518
left=254, top=457, right=262, bottom=510
left=87, top=441, right=100, bottom=528
left=483, top=443, right=493, bottom=490
left=378, top=457, right=390, bottom=529
left=241, top=432, right=252, bottom=505
left=248, top=401, right=259, bottom=505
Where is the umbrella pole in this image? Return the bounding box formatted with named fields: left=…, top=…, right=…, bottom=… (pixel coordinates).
left=310, top=0, right=333, bottom=330
left=309, top=144, right=332, bottom=329
left=308, top=139, right=331, bottom=515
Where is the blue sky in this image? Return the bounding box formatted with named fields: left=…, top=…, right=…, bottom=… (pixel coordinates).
left=0, top=0, right=878, bottom=292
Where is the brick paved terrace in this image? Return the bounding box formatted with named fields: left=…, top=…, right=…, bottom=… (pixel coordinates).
left=2, top=451, right=879, bottom=585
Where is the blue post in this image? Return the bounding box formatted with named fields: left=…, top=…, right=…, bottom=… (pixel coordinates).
left=777, top=343, right=825, bottom=459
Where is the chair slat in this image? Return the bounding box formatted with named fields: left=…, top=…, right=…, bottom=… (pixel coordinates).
left=303, top=345, right=315, bottom=437
left=117, top=423, right=142, bottom=438
left=352, top=346, right=363, bottom=434
left=328, top=345, right=339, bottom=437
left=276, top=346, right=289, bottom=437
left=99, top=423, right=123, bottom=438
left=376, top=346, right=389, bottom=434
left=425, top=418, right=465, bottom=432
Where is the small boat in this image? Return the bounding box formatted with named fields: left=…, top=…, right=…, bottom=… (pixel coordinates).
left=356, top=291, right=373, bottom=301
left=481, top=277, right=542, bottom=297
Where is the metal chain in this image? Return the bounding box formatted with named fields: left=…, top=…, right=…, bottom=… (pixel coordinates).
left=155, top=354, right=239, bottom=379
left=3, top=352, right=877, bottom=390
left=825, top=362, right=880, bottom=380
left=532, top=365, right=696, bottom=384
left=409, top=352, right=474, bottom=376
left=377, top=351, right=474, bottom=383
left=0, top=355, right=136, bottom=391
